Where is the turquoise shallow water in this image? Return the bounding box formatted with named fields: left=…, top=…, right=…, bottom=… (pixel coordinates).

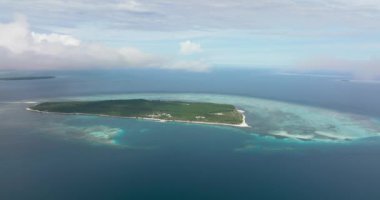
left=27, top=93, right=380, bottom=146
left=2, top=70, right=380, bottom=199
left=2, top=97, right=380, bottom=200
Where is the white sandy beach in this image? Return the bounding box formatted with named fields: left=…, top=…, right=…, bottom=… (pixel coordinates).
left=26, top=107, right=250, bottom=128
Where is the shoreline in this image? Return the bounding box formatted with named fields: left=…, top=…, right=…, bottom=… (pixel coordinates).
left=26, top=107, right=250, bottom=128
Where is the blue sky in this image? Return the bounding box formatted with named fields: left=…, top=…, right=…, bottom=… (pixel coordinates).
left=0, top=0, right=380, bottom=78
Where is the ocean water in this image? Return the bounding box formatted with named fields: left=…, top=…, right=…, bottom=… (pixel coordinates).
left=1, top=69, right=380, bottom=200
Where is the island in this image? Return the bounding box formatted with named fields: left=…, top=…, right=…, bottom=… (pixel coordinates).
left=28, top=99, right=249, bottom=127
left=0, top=76, right=55, bottom=81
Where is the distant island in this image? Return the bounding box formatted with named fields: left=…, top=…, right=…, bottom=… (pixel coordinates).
left=0, top=76, right=55, bottom=81
left=28, top=99, right=249, bottom=127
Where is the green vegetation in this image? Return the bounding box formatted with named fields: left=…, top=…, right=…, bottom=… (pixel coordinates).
left=31, top=99, right=243, bottom=125
left=0, top=76, right=55, bottom=80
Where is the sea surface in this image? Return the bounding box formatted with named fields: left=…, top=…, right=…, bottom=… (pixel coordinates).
left=1, top=69, right=380, bottom=200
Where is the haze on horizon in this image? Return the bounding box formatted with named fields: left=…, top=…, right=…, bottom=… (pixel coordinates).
left=0, top=0, right=380, bottom=79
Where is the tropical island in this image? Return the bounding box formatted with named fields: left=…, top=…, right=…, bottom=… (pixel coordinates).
left=28, top=99, right=249, bottom=127
left=0, top=76, right=55, bottom=81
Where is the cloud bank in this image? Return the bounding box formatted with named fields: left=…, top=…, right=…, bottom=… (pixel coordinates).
left=0, top=1, right=379, bottom=78
left=297, top=56, right=380, bottom=80
left=0, top=17, right=209, bottom=71
left=2, top=0, right=380, bottom=32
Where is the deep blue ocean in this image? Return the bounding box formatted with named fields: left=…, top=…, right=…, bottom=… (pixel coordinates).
left=1, top=69, right=380, bottom=200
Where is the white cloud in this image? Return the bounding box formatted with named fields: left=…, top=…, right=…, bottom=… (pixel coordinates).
left=0, top=15, right=30, bottom=54
left=0, top=17, right=210, bottom=71
left=31, top=32, right=80, bottom=46
left=179, top=40, right=203, bottom=55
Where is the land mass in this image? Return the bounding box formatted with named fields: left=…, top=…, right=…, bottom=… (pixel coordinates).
left=0, top=76, right=55, bottom=80
left=28, top=99, right=248, bottom=127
